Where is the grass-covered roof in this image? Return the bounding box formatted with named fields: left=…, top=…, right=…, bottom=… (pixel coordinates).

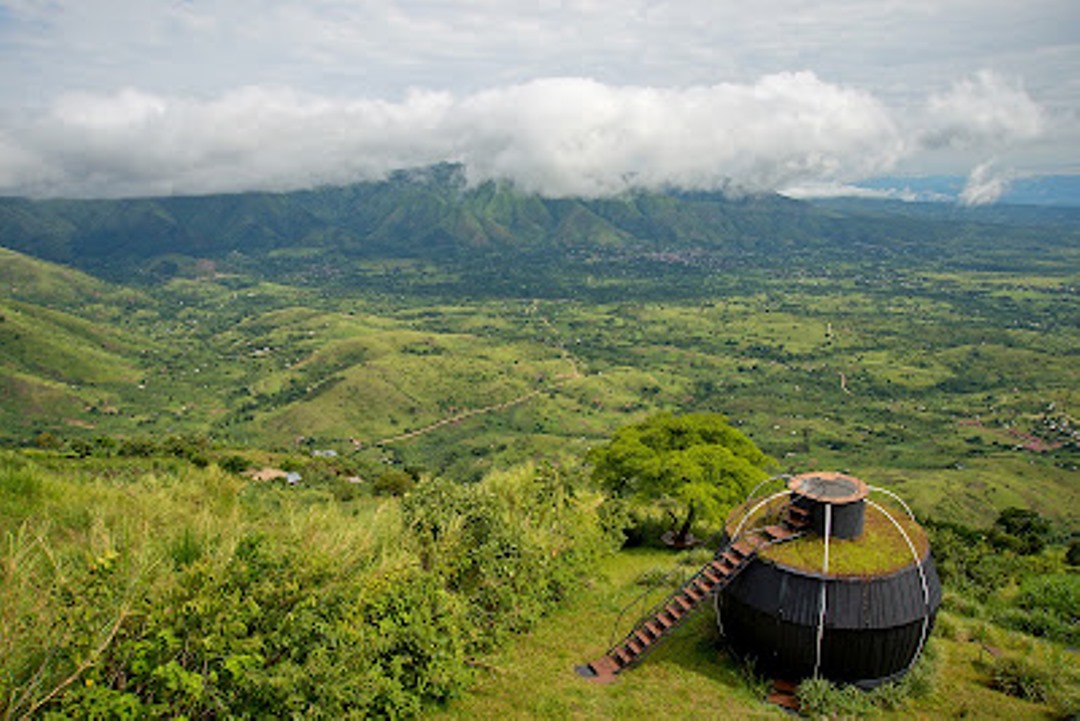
left=726, top=492, right=931, bottom=577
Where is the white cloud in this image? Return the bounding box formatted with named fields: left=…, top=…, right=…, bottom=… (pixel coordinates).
left=4, top=2, right=1077, bottom=107
left=0, top=70, right=1049, bottom=199
left=0, top=2, right=1074, bottom=199
left=780, top=182, right=940, bottom=203
left=0, top=75, right=903, bottom=198
left=959, top=161, right=1014, bottom=206
left=921, top=71, right=1044, bottom=150
left=449, top=74, right=904, bottom=197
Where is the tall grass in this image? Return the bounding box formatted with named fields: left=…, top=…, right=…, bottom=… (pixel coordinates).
left=796, top=643, right=938, bottom=717
left=0, top=452, right=611, bottom=718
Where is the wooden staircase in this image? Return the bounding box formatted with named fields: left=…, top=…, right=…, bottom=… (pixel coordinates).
left=579, top=507, right=807, bottom=683
left=767, top=678, right=800, bottom=713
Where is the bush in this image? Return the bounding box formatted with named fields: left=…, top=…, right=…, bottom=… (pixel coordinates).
left=797, top=677, right=873, bottom=717
left=1066, top=540, right=1080, bottom=567
left=796, top=644, right=937, bottom=717
left=992, top=507, right=1052, bottom=555
left=401, top=464, right=612, bottom=647
left=373, top=468, right=416, bottom=496
left=1, top=455, right=614, bottom=718
left=10, top=521, right=472, bottom=719
left=218, top=455, right=249, bottom=475
left=997, top=573, right=1080, bottom=645
left=927, top=520, right=1028, bottom=601
left=607, top=501, right=714, bottom=549
left=989, top=656, right=1053, bottom=702
left=984, top=646, right=1080, bottom=716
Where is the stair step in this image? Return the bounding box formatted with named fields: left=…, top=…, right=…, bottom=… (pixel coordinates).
left=627, top=638, right=644, bottom=654
left=684, top=586, right=702, bottom=602
left=644, top=621, right=663, bottom=637
left=763, top=524, right=792, bottom=540
left=767, top=678, right=801, bottom=711
left=766, top=689, right=800, bottom=711
left=732, top=540, right=754, bottom=557
left=785, top=508, right=809, bottom=525
left=613, top=647, right=631, bottom=666
left=702, top=569, right=722, bottom=584
left=633, top=630, right=652, bottom=647
left=588, top=655, right=621, bottom=680
left=772, top=678, right=798, bottom=693
left=709, top=560, right=731, bottom=575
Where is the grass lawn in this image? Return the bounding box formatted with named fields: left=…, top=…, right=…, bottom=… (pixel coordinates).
left=430, top=548, right=1073, bottom=720
left=431, top=548, right=786, bottom=720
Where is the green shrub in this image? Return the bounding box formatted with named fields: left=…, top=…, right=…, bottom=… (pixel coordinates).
left=984, top=646, right=1080, bottom=716
left=796, top=644, right=937, bottom=717
left=54, top=530, right=473, bottom=718
left=1066, top=540, right=1080, bottom=567
left=994, top=573, right=1080, bottom=645
left=402, top=464, right=612, bottom=648
left=988, top=655, right=1053, bottom=702
left=2, top=454, right=612, bottom=718
left=373, top=468, right=416, bottom=496
left=993, top=507, right=1052, bottom=556
left=218, top=455, right=249, bottom=475
left=797, top=677, right=873, bottom=717
left=1015, top=572, right=1080, bottom=618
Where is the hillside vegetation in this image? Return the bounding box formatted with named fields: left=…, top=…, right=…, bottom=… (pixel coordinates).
left=0, top=452, right=615, bottom=718
left=1, top=232, right=1074, bottom=524
left=1, top=176, right=1077, bottom=716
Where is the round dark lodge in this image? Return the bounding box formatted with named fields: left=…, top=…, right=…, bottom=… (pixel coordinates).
left=716, top=472, right=942, bottom=688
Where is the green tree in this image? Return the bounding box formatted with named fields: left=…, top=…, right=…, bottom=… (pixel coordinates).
left=589, top=412, right=773, bottom=546
left=993, top=507, right=1052, bottom=555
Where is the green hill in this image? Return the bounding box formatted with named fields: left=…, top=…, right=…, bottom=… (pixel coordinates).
left=10, top=165, right=1074, bottom=283
left=0, top=246, right=150, bottom=311
left=0, top=301, right=145, bottom=436
left=0, top=250, right=157, bottom=435
left=0, top=183, right=1076, bottom=526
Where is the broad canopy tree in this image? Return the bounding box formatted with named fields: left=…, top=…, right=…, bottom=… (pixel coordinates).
left=589, top=412, right=773, bottom=546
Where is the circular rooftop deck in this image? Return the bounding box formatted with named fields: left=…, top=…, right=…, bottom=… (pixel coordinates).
left=788, top=472, right=868, bottom=505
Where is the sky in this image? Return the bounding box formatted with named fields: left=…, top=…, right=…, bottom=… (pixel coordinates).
left=0, top=1, right=1077, bottom=202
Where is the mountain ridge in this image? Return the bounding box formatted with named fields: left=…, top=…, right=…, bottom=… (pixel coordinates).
left=0, top=167, right=871, bottom=272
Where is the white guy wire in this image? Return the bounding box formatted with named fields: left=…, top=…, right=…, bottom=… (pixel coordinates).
left=813, top=502, right=832, bottom=678
left=866, top=498, right=932, bottom=673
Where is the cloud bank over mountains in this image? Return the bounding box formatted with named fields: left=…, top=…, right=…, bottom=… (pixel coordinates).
left=0, top=71, right=1046, bottom=199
